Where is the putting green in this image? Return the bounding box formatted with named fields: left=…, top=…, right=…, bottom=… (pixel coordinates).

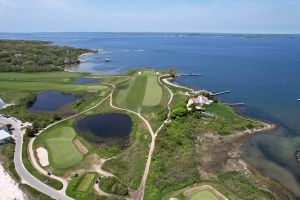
left=188, top=190, right=219, bottom=200
left=143, top=75, right=162, bottom=106
left=77, top=174, right=95, bottom=192
left=45, top=127, right=83, bottom=168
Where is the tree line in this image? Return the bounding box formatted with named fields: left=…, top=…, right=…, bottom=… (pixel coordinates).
left=0, top=39, right=95, bottom=72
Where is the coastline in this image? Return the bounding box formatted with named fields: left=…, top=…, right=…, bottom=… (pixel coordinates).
left=166, top=74, right=295, bottom=199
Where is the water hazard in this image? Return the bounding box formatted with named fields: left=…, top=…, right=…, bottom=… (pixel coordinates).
left=28, top=90, right=78, bottom=112
left=74, top=113, right=132, bottom=146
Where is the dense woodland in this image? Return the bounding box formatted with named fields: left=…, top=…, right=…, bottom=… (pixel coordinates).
left=0, top=40, right=94, bottom=72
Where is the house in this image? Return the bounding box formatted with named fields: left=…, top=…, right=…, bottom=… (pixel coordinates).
left=0, top=129, right=11, bottom=144
left=187, top=95, right=213, bottom=111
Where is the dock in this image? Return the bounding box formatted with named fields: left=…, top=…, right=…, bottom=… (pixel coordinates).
left=223, top=103, right=245, bottom=107
left=211, top=90, right=231, bottom=96
left=176, top=73, right=204, bottom=77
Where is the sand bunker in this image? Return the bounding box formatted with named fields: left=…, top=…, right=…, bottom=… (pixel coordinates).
left=74, top=139, right=88, bottom=155
left=36, top=147, right=49, bottom=167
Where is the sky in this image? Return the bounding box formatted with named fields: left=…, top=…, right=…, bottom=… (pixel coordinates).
left=0, top=0, right=300, bottom=33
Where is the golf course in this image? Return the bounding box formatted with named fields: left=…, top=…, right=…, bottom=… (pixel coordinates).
left=0, top=66, right=284, bottom=200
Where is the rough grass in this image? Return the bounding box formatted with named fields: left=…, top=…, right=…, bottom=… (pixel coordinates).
left=143, top=75, right=162, bottom=106
left=77, top=173, right=95, bottom=192
left=188, top=190, right=219, bottom=200
left=44, top=127, right=83, bottom=168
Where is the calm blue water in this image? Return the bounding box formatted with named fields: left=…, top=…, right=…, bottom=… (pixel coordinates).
left=28, top=90, right=78, bottom=112
left=1, top=32, right=300, bottom=197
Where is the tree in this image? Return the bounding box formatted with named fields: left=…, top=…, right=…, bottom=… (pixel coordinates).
left=170, top=106, right=187, bottom=119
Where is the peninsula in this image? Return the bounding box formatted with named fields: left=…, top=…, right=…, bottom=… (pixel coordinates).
left=0, top=40, right=295, bottom=200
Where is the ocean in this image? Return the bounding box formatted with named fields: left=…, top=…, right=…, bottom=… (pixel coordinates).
left=1, top=32, right=300, bottom=197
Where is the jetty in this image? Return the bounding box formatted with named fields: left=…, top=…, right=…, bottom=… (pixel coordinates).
left=176, top=73, right=204, bottom=77
left=223, top=103, right=245, bottom=107
left=211, top=90, right=231, bottom=96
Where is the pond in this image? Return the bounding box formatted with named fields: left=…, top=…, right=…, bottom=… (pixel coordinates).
left=74, top=78, right=101, bottom=84
left=74, top=113, right=132, bottom=146
left=28, top=91, right=79, bottom=112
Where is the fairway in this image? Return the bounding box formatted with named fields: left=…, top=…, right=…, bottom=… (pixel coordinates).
left=0, top=81, right=107, bottom=92
left=143, top=75, right=162, bottom=106
left=188, top=190, right=219, bottom=200
left=44, top=127, right=83, bottom=168
left=126, top=75, right=147, bottom=109
left=115, top=72, right=163, bottom=111
left=77, top=174, right=95, bottom=192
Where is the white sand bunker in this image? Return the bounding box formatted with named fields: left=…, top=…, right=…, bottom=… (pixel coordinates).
left=36, top=147, right=49, bottom=167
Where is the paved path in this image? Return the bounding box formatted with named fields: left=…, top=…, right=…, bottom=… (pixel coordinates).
left=0, top=115, right=73, bottom=200
left=27, top=94, right=111, bottom=195
left=108, top=76, right=174, bottom=200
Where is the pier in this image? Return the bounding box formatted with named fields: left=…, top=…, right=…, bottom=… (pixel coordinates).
left=211, top=90, right=231, bottom=96
left=176, top=73, right=204, bottom=77
left=223, top=103, right=245, bottom=107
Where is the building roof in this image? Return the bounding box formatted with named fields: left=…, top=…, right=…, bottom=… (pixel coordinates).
left=0, top=130, right=11, bottom=140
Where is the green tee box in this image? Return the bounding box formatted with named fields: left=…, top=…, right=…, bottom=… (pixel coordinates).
left=77, top=174, right=95, bottom=192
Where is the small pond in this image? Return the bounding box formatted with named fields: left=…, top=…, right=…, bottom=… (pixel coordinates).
left=74, top=78, right=101, bottom=84
left=28, top=91, right=79, bottom=112
left=74, top=113, right=132, bottom=146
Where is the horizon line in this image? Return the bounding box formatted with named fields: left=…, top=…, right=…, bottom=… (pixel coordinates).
left=0, top=31, right=300, bottom=35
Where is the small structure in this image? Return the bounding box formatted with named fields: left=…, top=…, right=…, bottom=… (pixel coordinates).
left=138, top=71, right=142, bottom=75
left=187, top=95, right=213, bottom=111
left=0, top=97, right=6, bottom=108
left=0, top=129, right=11, bottom=144
left=0, top=123, right=8, bottom=132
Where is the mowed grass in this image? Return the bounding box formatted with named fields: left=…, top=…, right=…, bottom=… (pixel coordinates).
left=126, top=75, right=147, bottom=110
left=44, top=127, right=83, bottom=168
left=0, top=80, right=107, bottom=92
left=188, top=190, right=219, bottom=200
left=77, top=173, right=95, bottom=192
left=143, top=75, right=162, bottom=106
left=115, top=72, right=163, bottom=112
left=0, top=71, right=107, bottom=96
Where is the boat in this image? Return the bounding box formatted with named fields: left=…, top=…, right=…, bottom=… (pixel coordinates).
left=104, top=59, right=110, bottom=62
left=297, top=99, right=300, bottom=101
left=295, top=150, right=300, bottom=167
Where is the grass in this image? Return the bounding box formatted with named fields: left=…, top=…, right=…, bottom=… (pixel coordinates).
left=77, top=173, right=96, bottom=192
left=0, top=80, right=107, bottom=92
left=144, top=95, right=270, bottom=200
left=66, top=173, right=102, bottom=200
left=143, top=75, right=162, bottom=106
left=218, top=172, right=276, bottom=200
left=42, top=126, right=83, bottom=168
left=126, top=75, right=147, bottom=111
left=188, top=190, right=219, bottom=200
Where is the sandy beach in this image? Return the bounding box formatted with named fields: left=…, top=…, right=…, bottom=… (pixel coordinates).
left=0, top=163, right=25, bottom=200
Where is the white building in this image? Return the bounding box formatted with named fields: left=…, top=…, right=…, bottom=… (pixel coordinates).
left=0, top=129, right=11, bottom=144
left=187, top=95, right=213, bottom=111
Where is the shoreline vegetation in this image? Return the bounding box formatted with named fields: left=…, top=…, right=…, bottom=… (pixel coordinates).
left=0, top=41, right=295, bottom=200
left=0, top=40, right=95, bottom=72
